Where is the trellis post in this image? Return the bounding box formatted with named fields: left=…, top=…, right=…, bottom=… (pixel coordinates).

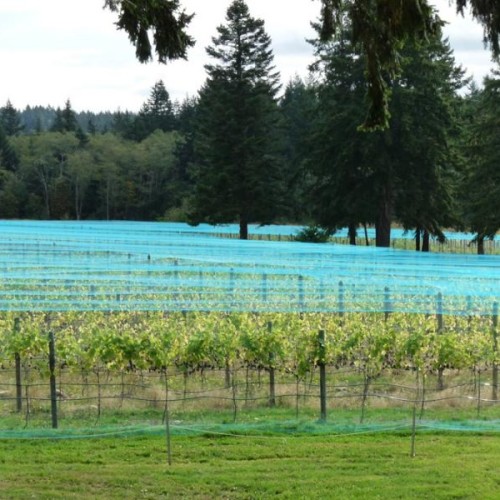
left=14, top=317, right=22, bottom=412
left=318, top=329, right=327, bottom=421
left=48, top=330, right=58, bottom=429
left=492, top=302, right=498, bottom=401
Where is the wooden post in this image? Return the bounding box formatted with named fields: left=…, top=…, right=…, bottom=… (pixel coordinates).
left=436, top=292, right=444, bottom=331
left=14, top=317, right=22, bottom=412
left=268, top=322, right=276, bottom=408
left=467, top=295, right=473, bottom=332
left=15, top=352, right=22, bottom=412
left=318, top=329, right=327, bottom=421
left=48, top=330, right=58, bottom=429
left=492, top=302, right=498, bottom=401
left=164, top=368, right=172, bottom=466
left=436, top=292, right=444, bottom=390
left=338, top=281, right=345, bottom=322
left=229, top=268, right=235, bottom=308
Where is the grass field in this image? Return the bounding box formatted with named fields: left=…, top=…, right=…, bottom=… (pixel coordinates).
left=1, top=430, right=499, bottom=499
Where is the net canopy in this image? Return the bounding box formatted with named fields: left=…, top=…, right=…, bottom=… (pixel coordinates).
left=0, top=220, right=498, bottom=315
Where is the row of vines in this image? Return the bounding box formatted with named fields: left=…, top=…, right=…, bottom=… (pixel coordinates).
left=0, top=311, right=497, bottom=376
left=0, top=310, right=498, bottom=427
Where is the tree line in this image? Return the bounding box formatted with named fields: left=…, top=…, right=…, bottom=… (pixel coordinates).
left=0, top=0, right=499, bottom=252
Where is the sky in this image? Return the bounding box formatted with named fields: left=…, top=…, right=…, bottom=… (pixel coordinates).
left=0, top=0, right=496, bottom=113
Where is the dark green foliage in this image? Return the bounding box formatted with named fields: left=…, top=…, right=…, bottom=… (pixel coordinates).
left=168, top=97, right=199, bottom=216
left=136, top=80, right=177, bottom=139
left=189, top=0, right=285, bottom=239
left=293, top=225, right=332, bottom=243
left=319, top=0, right=500, bottom=129
left=0, top=100, right=23, bottom=136
left=308, top=22, right=465, bottom=247
left=456, top=0, right=500, bottom=57
left=390, top=35, right=467, bottom=248
left=103, top=0, right=194, bottom=63
left=9, top=129, right=182, bottom=220
left=100, top=0, right=500, bottom=130
left=0, top=170, right=26, bottom=218
left=461, top=69, right=500, bottom=251
left=51, top=100, right=78, bottom=133
left=280, top=77, right=318, bottom=222
left=112, top=110, right=138, bottom=140
left=75, top=126, right=90, bottom=148
left=319, top=0, right=442, bottom=129
left=87, top=119, right=97, bottom=135
left=0, top=125, right=19, bottom=171
left=307, top=25, right=375, bottom=241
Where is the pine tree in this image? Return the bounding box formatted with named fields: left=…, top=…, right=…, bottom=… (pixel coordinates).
left=280, top=77, right=317, bottom=222
left=189, top=0, right=285, bottom=239
left=51, top=100, right=78, bottom=133
left=0, top=100, right=23, bottom=136
left=103, top=1, right=500, bottom=129
left=0, top=124, right=19, bottom=171
left=136, top=80, right=176, bottom=139
left=308, top=21, right=465, bottom=247
left=461, top=69, right=500, bottom=253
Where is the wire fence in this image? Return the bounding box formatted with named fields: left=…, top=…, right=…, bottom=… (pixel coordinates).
left=1, top=360, right=499, bottom=436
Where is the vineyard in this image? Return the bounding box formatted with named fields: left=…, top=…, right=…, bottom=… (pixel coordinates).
left=0, top=310, right=498, bottom=436
left=0, top=221, right=499, bottom=447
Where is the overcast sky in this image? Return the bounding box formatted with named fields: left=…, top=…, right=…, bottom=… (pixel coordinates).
left=0, top=0, right=496, bottom=112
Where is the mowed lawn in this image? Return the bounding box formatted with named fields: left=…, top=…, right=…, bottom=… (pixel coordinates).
left=1, top=432, right=499, bottom=499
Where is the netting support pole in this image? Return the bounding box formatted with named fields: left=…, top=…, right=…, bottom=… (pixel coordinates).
left=48, top=330, right=58, bottom=429
left=318, top=329, right=327, bottom=422
left=268, top=322, right=276, bottom=408
left=492, top=302, right=498, bottom=402
left=384, top=287, right=391, bottom=322
left=298, top=275, right=304, bottom=311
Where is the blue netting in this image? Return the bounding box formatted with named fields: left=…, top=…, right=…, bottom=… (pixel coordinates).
left=0, top=220, right=498, bottom=314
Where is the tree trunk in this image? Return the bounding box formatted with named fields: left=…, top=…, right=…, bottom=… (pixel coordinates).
left=239, top=216, right=248, bottom=240
left=375, top=186, right=391, bottom=247
left=477, top=235, right=485, bottom=255
left=422, top=230, right=430, bottom=252
left=348, top=223, right=357, bottom=245
left=363, top=223, right=370, bottom=246
left=415, top=227, right=421, bottom=251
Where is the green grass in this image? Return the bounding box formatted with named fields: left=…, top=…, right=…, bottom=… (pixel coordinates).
left=1, top=431, right=499, bottom=499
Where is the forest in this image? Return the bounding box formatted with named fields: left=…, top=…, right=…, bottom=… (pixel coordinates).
left=0, top=0, right=499, bottom=252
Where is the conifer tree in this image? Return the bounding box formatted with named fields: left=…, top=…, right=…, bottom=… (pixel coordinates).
left=0, top=124, right=19, bottom=171
left=136, top=80, right=176, bottom=139
left=0, top=100, right=23, bottom=136
left=189, top=0, right=285, bottom=239
left=461, top=68, right=500, bottom=253
left=51, top=100, right=78, bottom=133
left=308, top=21, right=465, bottom=247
